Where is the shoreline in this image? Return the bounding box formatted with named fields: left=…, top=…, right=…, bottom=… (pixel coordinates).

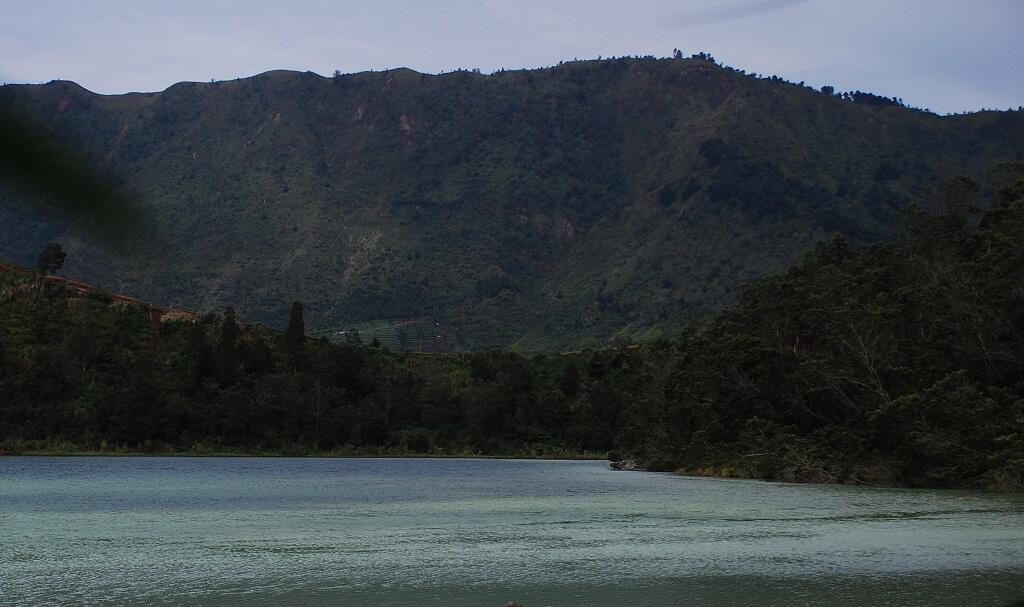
left=3, top=450, right=608, bottom=461
left=6, top=451, right=1017, bottom=492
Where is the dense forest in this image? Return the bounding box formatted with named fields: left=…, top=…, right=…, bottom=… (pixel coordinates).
left=2, top=55, right=1023, bottom=349
left=2, top=172, right=1022, bottom=490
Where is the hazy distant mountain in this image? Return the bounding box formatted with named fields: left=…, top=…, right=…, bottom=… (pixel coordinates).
left=2, top=56, right=1022, bottom=348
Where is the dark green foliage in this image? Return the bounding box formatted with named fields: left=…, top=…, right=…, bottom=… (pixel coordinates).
left=184, top=318, right=213, bottom=389
left=0, top=270, right=620, bottom=457
left=285, top=301, right=306, bottom=369
left=678, top=177, right=701, bottom=201
left=615, top=176, right=1024, bottom=489
left=2, top=154, right=1023, bottom=488
left=1, top=58, right=1021, bottom=349
left=474, top=273, right=513, bottom=299
left=2, top=176, right=1022, bottom=487
left=657, top=184, right=676, bottom=207
left=874, top=162, right=902, bottom=182
left=848, top=91, right=903, bottom=107
left=37, top=242, right=66, bottom=276
left=218, top=307, right=240, bottom=385
left=698, top=137, right=738, bottom=167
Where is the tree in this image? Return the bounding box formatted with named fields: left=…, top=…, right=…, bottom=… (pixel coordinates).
left=657, top=184, right=675, bottom=207
left=932, top=176, right=979, bottom=229
left=184, top=321, right=213, bottom=389
left=37, top=242, right=66, bottom=277
left=218, top=307, right=240, bottom=385
left=286, top=301, right=306, bottom=368
left=242, top=335, right=274, bottom=375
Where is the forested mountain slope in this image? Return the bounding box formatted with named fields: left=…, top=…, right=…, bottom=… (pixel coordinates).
left=3, top=176, right=1022, bottom=489
left=2, top=56, right=1022, bottom=348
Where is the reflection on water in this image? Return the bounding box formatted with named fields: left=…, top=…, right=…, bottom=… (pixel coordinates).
left=1, top=457, right=1023, bottom=606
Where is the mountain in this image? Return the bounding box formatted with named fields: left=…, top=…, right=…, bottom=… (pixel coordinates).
left=2, top=56, right=1022, bottom=349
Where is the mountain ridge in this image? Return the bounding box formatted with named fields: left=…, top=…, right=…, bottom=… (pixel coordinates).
left=2, top=56, right=1022, bottom=348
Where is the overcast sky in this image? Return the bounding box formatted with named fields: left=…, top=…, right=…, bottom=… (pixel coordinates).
left=2, top=0, right=1021, bottom=114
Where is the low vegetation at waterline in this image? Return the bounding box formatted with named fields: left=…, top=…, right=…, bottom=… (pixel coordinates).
left=2, top=176, right=1023, bottom=490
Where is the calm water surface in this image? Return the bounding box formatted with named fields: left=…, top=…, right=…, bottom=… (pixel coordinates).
left=1, top=457, right=1023, bottom=606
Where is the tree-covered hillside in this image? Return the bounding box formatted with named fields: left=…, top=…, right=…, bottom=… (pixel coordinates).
left=3, top=175, right=1022, bottom=489
left=616, top=174, right=1024, bottom=489
left=2, top=56, right=1023, bottom=348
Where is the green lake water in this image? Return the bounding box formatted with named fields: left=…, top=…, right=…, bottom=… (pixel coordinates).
left=1, top=456, right=1022, bottom=606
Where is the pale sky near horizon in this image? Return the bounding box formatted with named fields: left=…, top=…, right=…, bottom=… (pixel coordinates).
left=1, top=0, right=1021, bottom=114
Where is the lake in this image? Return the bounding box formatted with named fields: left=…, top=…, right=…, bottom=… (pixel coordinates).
left=1, top=457, right=1022, bottom=606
